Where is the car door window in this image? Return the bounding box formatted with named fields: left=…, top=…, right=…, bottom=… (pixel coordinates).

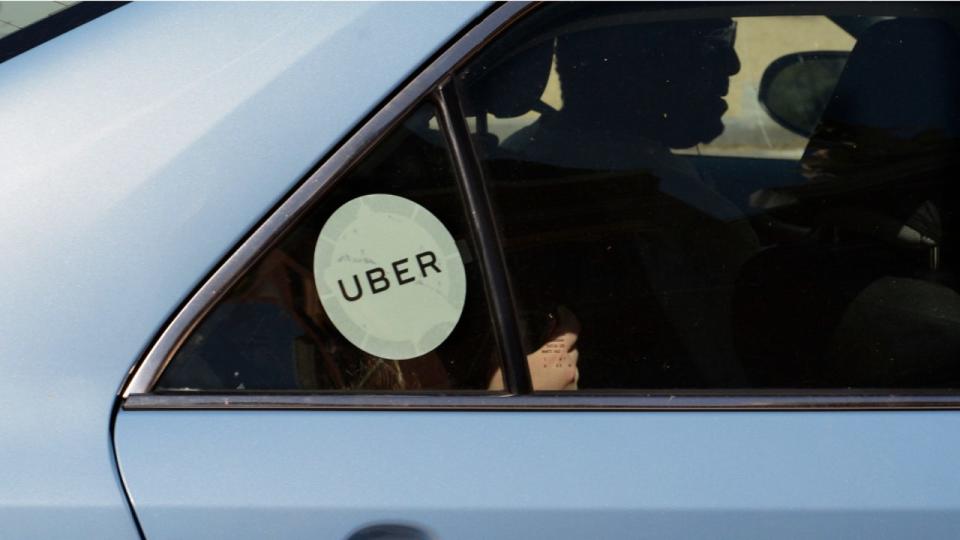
left=458, top=4, right=960, bottom=390
left=157, top=103, right=502, bottom=391
left=682, top=15, right=855, bottom=160
left=477, top=15, right=856, bottom=161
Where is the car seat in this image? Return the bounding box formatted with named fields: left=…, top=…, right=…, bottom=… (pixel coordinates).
left=737, top=17, right=960, bottom=387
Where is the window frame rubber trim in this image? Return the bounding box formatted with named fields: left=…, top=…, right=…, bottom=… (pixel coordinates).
left=434, top=81, right=533, bottom=394
left=119, top=1, right=538, bottom=399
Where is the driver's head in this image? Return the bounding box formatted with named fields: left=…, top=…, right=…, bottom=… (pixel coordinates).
left=555, top=18, right=740, bottom=148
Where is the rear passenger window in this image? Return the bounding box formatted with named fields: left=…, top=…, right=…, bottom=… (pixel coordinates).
left=459, top=5, right=960, bottom=389
left=158, top=104, right=502, bottom=391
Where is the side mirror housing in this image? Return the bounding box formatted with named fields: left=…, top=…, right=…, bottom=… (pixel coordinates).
left=759, top=51, right=849, bottom=137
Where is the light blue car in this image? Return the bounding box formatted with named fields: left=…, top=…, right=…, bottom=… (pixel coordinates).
left=4, top=2, right=960, bottom=539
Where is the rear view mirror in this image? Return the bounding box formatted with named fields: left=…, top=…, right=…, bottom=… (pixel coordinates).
left=759, top=51, right=849, bottom=137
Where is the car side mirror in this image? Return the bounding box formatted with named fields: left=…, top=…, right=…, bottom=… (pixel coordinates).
left=758, top=51, right=849, bottom=137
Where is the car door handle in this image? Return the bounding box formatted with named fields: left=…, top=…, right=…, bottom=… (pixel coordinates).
left=346, top=523, right=433, bottom=540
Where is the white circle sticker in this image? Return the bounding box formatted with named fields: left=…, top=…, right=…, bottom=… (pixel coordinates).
left=313, top=194, right=467, bottom=360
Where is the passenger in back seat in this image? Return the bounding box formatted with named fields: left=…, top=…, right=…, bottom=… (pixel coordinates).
left=503, top=17, right=759, bottom=386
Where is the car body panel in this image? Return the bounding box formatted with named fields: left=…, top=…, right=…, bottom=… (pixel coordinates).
left=0, top=2, right=486, bottom=536
left=115, top=410, right=960, bottom=539
left=6, top=2, right=960, bottom=538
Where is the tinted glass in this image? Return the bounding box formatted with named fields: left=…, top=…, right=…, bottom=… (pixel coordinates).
left=459, top=5, right=960, bottom=389
left=158, top=104, right=502, bottom=391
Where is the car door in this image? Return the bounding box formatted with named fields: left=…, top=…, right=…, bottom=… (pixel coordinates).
left=114, top=3, right=960, bottom=539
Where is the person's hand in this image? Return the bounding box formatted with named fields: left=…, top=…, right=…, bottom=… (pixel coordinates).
left=489, top=305, right=580, bottom=391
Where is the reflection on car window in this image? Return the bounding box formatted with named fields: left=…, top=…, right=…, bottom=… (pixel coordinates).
left=460, top=5, right=960, bottom=389
left=0, top=2, right=74, bottom=39
left=691, top=16, right=855, bottom=160
left=158, top=104, right=502, bottom=392
left=481, top=15, right=855, bottom=161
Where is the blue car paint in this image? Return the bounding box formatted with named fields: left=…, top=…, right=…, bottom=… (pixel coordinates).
left=115, top=410, right=960, bottom=539
left=0, top=2, right=487, bottom=537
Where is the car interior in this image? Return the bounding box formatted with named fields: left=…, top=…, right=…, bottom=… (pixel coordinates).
left=160, top=7, right=960, bottom=393
left=457, top=9, right=960, bottom=389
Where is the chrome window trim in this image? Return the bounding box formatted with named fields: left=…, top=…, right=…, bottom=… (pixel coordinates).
left=125, top=391, right=960, bottom=411
left=120, top=1, right=535, bottom=399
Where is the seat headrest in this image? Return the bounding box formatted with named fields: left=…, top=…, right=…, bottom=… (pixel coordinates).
left=797, top=18, right=960, bottom=245
left=810, top=18, right=960, bottom=142
left=462, top=40, right=555, bottom=119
